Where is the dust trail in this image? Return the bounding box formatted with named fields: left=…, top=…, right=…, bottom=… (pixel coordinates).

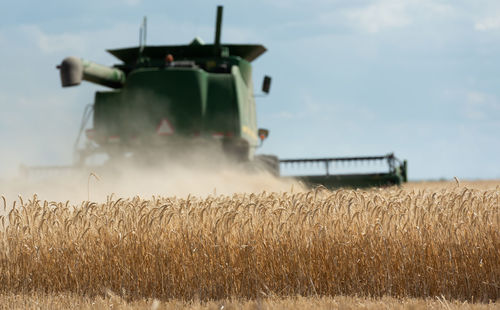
left=0, top=160, right=305, bottom=207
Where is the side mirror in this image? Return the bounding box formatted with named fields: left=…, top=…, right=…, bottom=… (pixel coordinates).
left=262, top=75, right=272, bottom=94
left=258, top=128, right=269, bottom=141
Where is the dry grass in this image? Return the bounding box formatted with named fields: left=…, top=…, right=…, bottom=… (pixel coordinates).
left=0, top=183, right=498, bottom=303
left=404, top=180, right=500, bottom=191
left=1, top=293, right=498, bottom=309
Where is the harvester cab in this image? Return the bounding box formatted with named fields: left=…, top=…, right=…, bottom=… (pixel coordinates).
left=24, top=6, right=407, bottom=188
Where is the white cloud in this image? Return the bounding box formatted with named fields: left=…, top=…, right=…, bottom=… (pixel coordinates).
left=124, top=0, right=142, bottom=6
left=342, top=1, right=412, bottom=33
left=321, top=0, right=455, bottom=34
left=20, top=25, right=87, bottom=54
left=0, top=23, right=140, bottom=64
left=475, top=16, right=500, bottom=31
left=464, top=91, right=500, bottom=120
left=5, top=25, right=92, bottom=57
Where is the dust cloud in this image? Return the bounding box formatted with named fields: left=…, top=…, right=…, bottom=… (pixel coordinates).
left=0, top=155, right=304, bottom=206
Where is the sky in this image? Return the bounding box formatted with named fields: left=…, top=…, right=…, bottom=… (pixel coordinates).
left=0, top=0, right=499, bottom=180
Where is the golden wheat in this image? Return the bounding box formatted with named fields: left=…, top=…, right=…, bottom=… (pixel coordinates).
left=1, top=293, right=498, bottom=309
left=0, top=186, right=498, bottom=302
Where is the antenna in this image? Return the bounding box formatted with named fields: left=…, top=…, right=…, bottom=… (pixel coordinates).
left=139, top=16, right=147, bottom=54
left=214, top=6, right=223, bottom=46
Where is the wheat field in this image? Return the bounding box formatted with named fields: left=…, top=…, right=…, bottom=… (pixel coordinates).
left=0, top=181, right=499, bottom=308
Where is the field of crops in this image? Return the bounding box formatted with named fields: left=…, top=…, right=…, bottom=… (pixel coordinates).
left=0, top=181, right=499, bottom=308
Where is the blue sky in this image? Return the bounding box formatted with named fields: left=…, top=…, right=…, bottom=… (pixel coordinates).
left=0, top=0, right=499, bottom=180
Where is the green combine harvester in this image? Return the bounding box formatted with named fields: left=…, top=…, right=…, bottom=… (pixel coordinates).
left=25, top=6, right=407, bottom=188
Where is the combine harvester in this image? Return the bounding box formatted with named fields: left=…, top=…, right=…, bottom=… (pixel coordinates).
left=24, top=6, right=407, bottom=189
